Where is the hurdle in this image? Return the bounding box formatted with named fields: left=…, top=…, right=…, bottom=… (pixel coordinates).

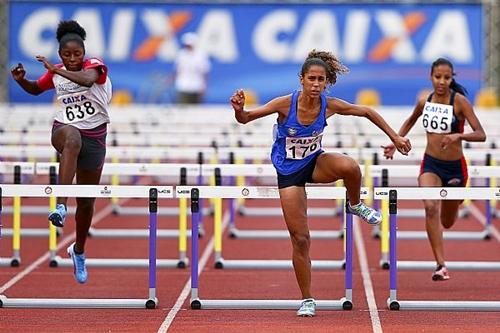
left=374, top=187, right=500, bottom=311
left=219, top=147, right=361, bottom=220
left=375, top=165, right=500, bottom=269
left=374, top=188, right=500, bottom=311
left=0, top=184, right=171, bottom=308
left=179, top=186, right=354, bottom=310
left=202, top=163, right=346, bottom=240
left=35, top=163, right=191, bottom=268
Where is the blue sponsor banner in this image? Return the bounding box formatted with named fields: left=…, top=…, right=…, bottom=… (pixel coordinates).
left=9, top=2, right=483, bottom=105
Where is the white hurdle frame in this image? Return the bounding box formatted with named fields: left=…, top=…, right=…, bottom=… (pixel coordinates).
left=375, top=187, right=500, bottom=311
left=178, top=185, right=357, bottom=310
left=371, top=165, right=499, bottom=242
left=202, top=164, right=345, bottom=240
left=36, top=163, right=191, bottom=268
left=0, top=184, right=173, bottom=308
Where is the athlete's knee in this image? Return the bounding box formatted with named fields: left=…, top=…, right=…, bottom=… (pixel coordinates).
left=342, top=157, right=361, bottom=178
left=424, top=202, right=439, bottom=219
left=63, top=135, right=82, bottom=153
left=441, top=213, right=457, bottom=229
left=289, top=231, right=311, bottom=252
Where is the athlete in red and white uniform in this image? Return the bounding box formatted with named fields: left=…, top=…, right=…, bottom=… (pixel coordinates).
left=11, top=20, right=113, bottom=284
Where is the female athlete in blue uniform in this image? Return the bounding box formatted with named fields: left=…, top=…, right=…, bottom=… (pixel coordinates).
left=231, top=49, right=411, bottom=317
left=383, top=58, right=486, bottom=281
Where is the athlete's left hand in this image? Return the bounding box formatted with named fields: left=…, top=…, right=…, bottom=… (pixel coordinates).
left=35, top=55, right=57, bottom=72
left=393, top=135, right=412, bottom=156
left=440, top=134, right=461, bottom=150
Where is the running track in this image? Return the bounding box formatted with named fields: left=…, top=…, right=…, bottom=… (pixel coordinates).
left=0, top=194, right=499, bottom=333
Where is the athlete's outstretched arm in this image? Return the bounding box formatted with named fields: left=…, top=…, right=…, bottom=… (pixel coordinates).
left=36, top=56, right=100, bottom=87
left=230, top=89, right=290, bottom=124
left=327, top=97, right=412, bottom=155
left=11, top=63, right=44, bottom=95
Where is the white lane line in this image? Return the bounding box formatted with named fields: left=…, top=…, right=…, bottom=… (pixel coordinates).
left=157, top=211, right=229, bottom=333
left=468, top=203, right=500, bottom=241
left=354, top=218, right=383, bottom=333
left=0, top=200, right=123, bottom=294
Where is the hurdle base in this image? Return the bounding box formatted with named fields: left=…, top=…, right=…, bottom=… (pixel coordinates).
left=238, top=206, right=342, bottom=217
left=215, top=258, right=345, bottom=270
left=2, top=228, right=61, bottom=237
left=190, top=298, right=351, bottom=310
left=0, top=295, right=157, bottom=309
left=112, top=205, right=212, bottom=217
left=387, top=298, right=500, bottom=311
left=396, top=230, right=490, bottom=240
left=397, top=260, right=500, bottom=271
left=88, top=227, right=192, bottom=239
left=53, top=256, right=188, bottom=268
left=229, top=228, right=343, bottom=239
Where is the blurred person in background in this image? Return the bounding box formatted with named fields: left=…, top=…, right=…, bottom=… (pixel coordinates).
left=174, top=32, right=211, bottom=104
left=382, top=58, right=486, bottom=281
left=231, top=49, right=411, bottom=317
left=11, top=20, right=112, bottom=284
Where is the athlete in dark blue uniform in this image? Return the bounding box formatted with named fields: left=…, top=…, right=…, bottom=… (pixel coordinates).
left=231, top=49, right=411, bottom=317
left=383, top=58, right=486, bottom=281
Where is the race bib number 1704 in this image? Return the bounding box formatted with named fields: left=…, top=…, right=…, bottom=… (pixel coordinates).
left=285, top=134, right=322, bottom=159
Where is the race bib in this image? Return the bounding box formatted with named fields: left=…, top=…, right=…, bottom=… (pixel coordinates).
left=58, top=90, right=99, bottom=124
left=285, top=134, right=322, bottom=160
left=422, top=101, right=453, bottom=134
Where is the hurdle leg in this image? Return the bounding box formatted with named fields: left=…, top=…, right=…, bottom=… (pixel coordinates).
left=48, top=196, right=58, bottom=267
left=380, top=198, right=389, bottom=269
left=178, top=197, right=188, bottom=268
left=146, top=189, right=158, bottom=309
left=190, top=189, right=201, bottom=309
left=343, top=209, right=353, bottom=309
left=11, top=196, right=21, bottom=267
left=387, top=190, right=399, bottom=310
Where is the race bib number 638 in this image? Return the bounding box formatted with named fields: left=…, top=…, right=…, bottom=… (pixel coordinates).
left=59, top=92, right=98, bottom=124
left=286, top=134, right=323, bottom=159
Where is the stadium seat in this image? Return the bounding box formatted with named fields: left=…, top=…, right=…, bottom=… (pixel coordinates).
left=111, top=90, right=133, bottom=106
left=243, top=89, right=259, bottom=106
left=355, top=89, right=381, bottom=106
left=474, top=88, right=498, bottom=108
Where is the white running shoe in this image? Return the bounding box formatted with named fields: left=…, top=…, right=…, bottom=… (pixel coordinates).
left=297, top=298, right=316, bottom=317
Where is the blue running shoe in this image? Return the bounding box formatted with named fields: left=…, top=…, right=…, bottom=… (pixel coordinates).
left=48, top=204, right=66, bottom=227
left=67, top=243, right=88, bottom=284
left=347, top=202, right=382, bottom=226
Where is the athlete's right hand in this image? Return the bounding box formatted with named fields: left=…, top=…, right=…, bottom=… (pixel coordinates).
left=381, top=143, right=396, bottom=160
left=11, top=63, right=25, bottom=81
left=230, top=89, right=245, bottom=112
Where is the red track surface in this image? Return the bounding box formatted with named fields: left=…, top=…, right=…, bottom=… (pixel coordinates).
left=1, top=192, right=499, bottom=333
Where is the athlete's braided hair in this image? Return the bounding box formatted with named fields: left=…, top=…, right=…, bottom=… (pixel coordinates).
left=301, top=49, right=349, bottom=86
left=56, top=20, right=86, bottom=51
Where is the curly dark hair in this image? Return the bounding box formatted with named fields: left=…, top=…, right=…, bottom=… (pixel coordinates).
left=56, top=20, right=86, bottom=50
left=300, top=49, right=349, bottom=86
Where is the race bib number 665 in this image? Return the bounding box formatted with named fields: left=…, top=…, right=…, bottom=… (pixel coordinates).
left=422, top=101, right=453, bottom=134
left=286, top=134, right=323, bottom=159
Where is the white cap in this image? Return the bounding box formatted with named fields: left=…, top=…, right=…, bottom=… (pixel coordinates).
left=181, top=32, right=198, bottom=46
